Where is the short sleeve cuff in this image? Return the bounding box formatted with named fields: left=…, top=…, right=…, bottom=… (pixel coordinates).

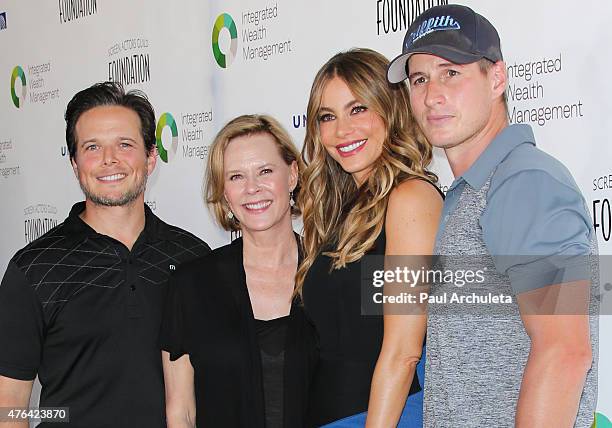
left=0, top=360, right=38, bottom=381
left=159, top=340, right=186, bottom=362
left=507, top=255, right=591, bottom=294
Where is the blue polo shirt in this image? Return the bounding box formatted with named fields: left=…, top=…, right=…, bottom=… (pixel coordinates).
left=436, top=123, right=593, bottom=293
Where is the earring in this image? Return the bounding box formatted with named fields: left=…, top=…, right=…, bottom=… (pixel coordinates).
left=289, top=191, right=295, bottom=207
left=226, top=210, right=234, bottom=220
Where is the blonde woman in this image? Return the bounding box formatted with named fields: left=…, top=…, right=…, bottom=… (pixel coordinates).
left=160, top=115, right=317, bottom=428
left=296, top=49, right=443, bottom=427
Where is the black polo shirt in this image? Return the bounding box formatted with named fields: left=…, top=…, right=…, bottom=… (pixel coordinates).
left=0, top=202, right=210, bottom=428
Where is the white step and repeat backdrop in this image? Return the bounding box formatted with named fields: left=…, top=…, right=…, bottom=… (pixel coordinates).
left=1, top=0, right=611, bottom=420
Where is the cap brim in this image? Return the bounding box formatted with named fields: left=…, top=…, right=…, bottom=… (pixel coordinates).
left=387, top=52, right=411, bottom=84
left=387, top=45, right=486, bottom=83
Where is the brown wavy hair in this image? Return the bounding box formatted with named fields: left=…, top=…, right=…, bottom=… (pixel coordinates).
left=295, top=48, right=437, bottom=296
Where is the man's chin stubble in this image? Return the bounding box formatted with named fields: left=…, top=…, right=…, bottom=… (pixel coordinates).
left=80, top=176, right=147, bottom=207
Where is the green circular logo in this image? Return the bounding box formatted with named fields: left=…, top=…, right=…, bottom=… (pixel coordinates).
left=11, top=66, right=26, bottom=108
left=593, top=412, right=612, bottom=428
left=156, top=113, right=179, bottom=163
left=212, top=13, right=237, bottom=68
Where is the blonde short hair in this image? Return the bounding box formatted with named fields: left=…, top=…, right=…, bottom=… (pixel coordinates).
left=205, top=114, right=302, bottom=231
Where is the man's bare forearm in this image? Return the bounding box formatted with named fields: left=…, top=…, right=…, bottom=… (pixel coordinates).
left=515, top=346, right=591, bottom=427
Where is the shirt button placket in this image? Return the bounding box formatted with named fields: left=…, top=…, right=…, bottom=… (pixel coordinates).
left=127, top=256, right=136, bottom=291
left=126, top=255, right=142, bottom=318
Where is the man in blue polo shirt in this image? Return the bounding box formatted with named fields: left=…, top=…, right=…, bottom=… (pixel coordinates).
left=388, top=4, right=598, bottom=427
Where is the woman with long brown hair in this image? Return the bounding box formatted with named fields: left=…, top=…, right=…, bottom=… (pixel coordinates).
left=297, top=48, right=443, bottom=427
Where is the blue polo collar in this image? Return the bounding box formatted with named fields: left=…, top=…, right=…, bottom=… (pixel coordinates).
left=450, top=124, right=536, bottom=191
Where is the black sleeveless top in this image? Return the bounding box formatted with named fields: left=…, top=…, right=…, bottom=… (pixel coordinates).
left=302, top=180, right=443, bottom=426
left=302, top=225, right=421, bottom=426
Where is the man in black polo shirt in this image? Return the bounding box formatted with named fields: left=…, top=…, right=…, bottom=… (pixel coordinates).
left=0, top=82, right=210, bottom=427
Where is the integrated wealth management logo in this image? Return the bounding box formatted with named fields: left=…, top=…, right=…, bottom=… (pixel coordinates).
left=10, top=66, right=26, bottom=108
left=156, top=112, right=179, bottom=163
left=592, top=412, right=612, bottom=428
left=212, top=13, right=237, bottom=68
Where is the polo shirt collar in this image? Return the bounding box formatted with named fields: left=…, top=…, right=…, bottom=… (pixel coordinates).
left=453, top=124, right=536, bottom=191
left=63, top=201, right=171, bottom=245
left=63, top=202, right=97, bottom=241
left=141, top=203, right=172, bottom=242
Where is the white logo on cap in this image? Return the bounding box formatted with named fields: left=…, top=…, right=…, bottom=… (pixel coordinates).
left=407, top=15, right=461, bottom=48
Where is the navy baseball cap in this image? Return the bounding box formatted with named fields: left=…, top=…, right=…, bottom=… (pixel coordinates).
left=387, top=4, right=503, bottom=83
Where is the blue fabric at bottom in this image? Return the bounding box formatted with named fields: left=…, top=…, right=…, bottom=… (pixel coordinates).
left=320, top=347, right=425, bottom=427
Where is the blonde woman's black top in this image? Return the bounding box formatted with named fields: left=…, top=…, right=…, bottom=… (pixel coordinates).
left=159, top=237, right=318, bottom=428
